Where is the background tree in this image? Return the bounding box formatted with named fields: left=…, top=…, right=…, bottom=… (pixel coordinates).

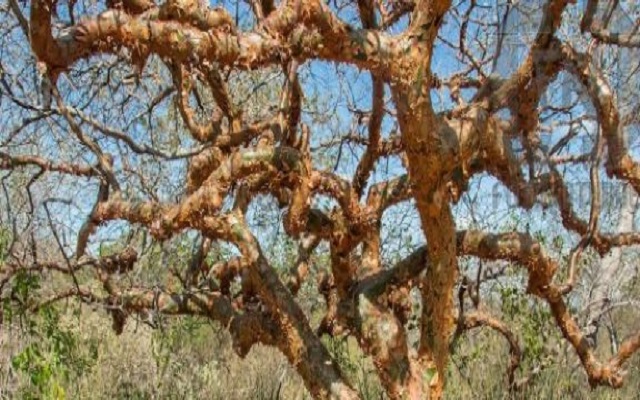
left=1, top=0, right=640, bottom=398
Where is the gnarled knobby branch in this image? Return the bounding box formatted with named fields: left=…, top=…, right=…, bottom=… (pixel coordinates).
left=458, top=230, right=640, bottom=388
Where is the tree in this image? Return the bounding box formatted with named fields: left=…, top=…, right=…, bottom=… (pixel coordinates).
left=1, top=0, right=640, bottom=398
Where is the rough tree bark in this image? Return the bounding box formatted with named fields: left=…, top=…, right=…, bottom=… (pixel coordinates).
left=1, top=0, right=640, bottom=398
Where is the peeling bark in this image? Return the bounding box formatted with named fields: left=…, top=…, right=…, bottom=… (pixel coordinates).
left=7, top=0, right=640, bottom=398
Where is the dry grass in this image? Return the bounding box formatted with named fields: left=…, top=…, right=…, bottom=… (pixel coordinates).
left=1, top=307, right=306, bottom=400
left=1, top=299, right=638, bottom=400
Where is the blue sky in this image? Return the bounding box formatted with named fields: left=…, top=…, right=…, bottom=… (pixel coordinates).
left=1, top=0, right=639, bottom=272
